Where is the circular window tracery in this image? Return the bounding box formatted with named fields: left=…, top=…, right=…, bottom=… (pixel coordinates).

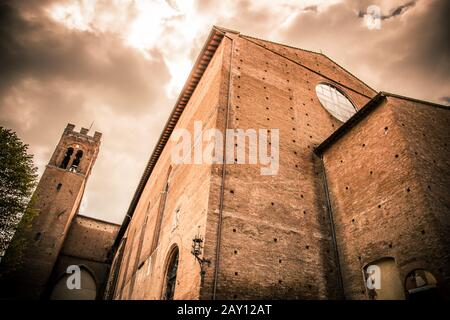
left=315, top=83, right=357, bottom=122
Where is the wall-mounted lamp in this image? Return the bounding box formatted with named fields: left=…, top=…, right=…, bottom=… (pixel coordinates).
left=191, top=230, right=210, bottom=276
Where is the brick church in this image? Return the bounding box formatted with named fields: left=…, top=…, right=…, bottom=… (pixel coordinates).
left=0, top=125, right=120, bottom=299
left=1, top=26, right=449, bottom=300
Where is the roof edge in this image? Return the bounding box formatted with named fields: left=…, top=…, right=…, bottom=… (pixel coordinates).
left=315, top=92, right=449, bottom=155
left=315, top=92, right=386, bottom=155
left=240, top=34, right=377, bottom=95
left=240, top=33, right=323, bottom=57
left=112, top=26, right=227, bottom=248
left=380, top=91, right=450, bottom=110
left=76, top=214, right=121, bottom=227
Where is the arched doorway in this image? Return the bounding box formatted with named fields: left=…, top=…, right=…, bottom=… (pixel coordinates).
left=162, top=246, right=179, bottom=300
left=405, top=269, right=439, bottom=300
left=363, top=257, right=405, bottom=300
left=50, top=266, right=97, bottom=300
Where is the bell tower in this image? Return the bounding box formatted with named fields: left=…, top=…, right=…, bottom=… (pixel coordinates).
left=0, top=123, right=101, bottom=299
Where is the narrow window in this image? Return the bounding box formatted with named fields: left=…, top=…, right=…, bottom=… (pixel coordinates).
left=127, top=203, right=152, bottom=297
left=56, top=183, right=62, bottom=191
left=163, top=247, right=179, bottom=300
left=103, top=237, right=127, bottom=300
left=60, top=147, right=73, bottom=169
left=150, top=166, right=172, bottom=253
left=34, top=232, right=42, bottom=241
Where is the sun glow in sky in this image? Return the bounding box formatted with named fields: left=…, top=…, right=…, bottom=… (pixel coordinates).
left=48, top=0, right=209, bottom=97
left=47, top=0, right=344, bottom=97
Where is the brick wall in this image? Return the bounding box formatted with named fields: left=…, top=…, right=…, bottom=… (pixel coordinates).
left=46, top=215, right=119, bottom=299
left=322, top=96, right=450, bottom=299
left=112, top=33, right=228, bottom=300
left=111, top=29, right=379, bottom=300
left=201, top=34, right=374, bottom=299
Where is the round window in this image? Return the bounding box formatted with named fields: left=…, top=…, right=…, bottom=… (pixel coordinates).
left=315, top=83, right=357, bottom=122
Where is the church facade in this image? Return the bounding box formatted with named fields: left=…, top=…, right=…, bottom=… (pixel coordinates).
left=104, top=27, right=450, bottom=300
left=1, top=26, right=449, bottom=300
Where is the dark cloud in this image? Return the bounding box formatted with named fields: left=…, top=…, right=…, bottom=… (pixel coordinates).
left=357, top=1, right=416, bottom=20
left=388, top=1, right=416, bottom=19
left=0, top=2, right=170, bottom=112
left=440, top=97, right=450, bottom=105
left=0, top=0, right=171, bottom=223
left=303, top=6, right=318, bottom=13
left=276, top=0, right=449, bottom=103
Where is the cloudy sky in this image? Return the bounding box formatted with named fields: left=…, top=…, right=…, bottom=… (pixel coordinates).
left=0, top=0, right=448, bottom=224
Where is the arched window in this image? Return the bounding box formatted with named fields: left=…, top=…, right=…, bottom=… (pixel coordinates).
left=150, top=166, right=172, bottom=253
left=163, top=246, right=179, bottom=300
left=405, top=269, right=439, bottom=300
left=49, top=266, right=97, bottom=300
left=315, top=83, right=357, bottom=122
left=70, top=150, right=83, bottom=172
left=60, top=147, right=74, bottom=169
left=363, top=257, right=404, bottom=300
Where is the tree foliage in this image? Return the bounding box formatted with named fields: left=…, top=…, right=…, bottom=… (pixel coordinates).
left=0, top=127, right=37, bottom=260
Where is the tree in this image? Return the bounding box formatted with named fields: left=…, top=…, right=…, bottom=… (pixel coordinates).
left=0, top=127, right=37, bottom=261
